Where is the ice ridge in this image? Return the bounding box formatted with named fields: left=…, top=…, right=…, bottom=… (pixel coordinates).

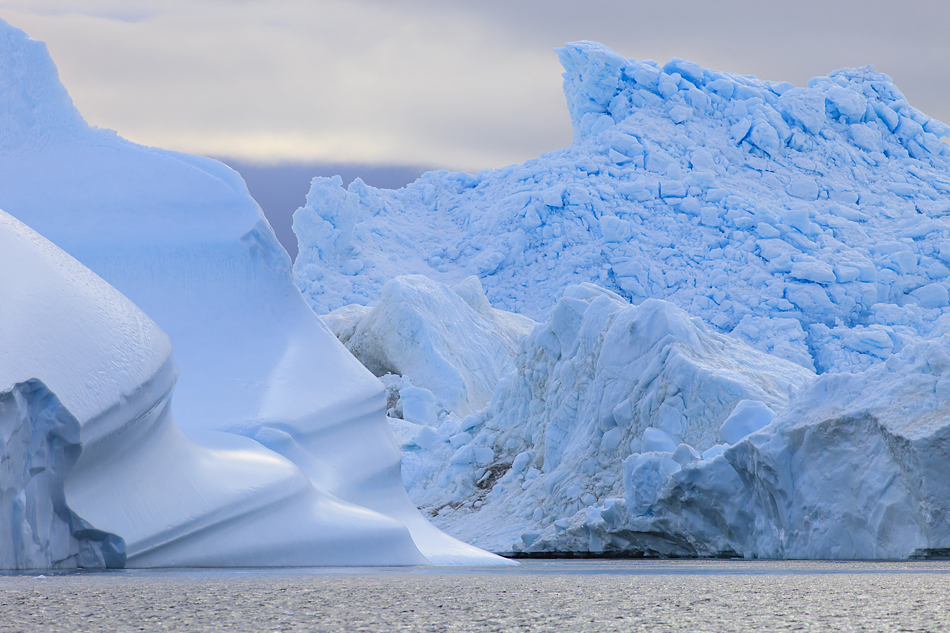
left=387, top=285, right=814, bottom=553
left=294, top=41, right=950, bottom=376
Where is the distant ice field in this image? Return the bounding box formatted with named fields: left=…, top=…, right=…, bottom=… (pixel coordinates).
left=2, top=561, right=949, bottom=633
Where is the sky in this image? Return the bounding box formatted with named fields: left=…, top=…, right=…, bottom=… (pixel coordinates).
left=3, top=0, right=949, bottom=172
left=2, top=0, right=949, bottom=255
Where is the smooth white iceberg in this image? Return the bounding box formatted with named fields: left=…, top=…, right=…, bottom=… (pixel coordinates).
left=0, top=211, right=427, bottom=568
left=0, top=18, right=503, bottom=566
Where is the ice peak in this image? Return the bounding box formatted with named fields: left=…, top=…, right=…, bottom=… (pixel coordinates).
left=556, top=41, right=628, bottom=139
left=555, top=40, right=950, bottom=158
left=0, top=19, right=87, bottom=149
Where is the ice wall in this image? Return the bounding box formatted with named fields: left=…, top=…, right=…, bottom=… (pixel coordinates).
left=0, top=380, right=124, bottom=569
left=526, top=335, right=950, bottom=559
left=294, top=41, right=950, bottom=376
left=0, top=18, right=501, bottom=566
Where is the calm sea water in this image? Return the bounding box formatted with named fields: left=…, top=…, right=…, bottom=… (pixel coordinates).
left=1, top=560, right=948, bottom=632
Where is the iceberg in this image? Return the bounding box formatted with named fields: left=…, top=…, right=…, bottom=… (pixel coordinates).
left=294, top=41, right=950, bottom=377
left=297, top=41, right=950, bottom=559
left=389, top=287, right=813, bottom=553
left=528, top=336, right=950, bottom=559
left=0, top=18, right=503, bottom=566
left=323, top=275, right=534, bottom=418
left=0, top=210, right=427, bottom=567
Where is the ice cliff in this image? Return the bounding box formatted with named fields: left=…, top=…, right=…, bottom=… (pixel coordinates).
left=527, top=335, right=950, bottom=559
left=0, top=18, right=504, bottom=567
left=297, top=42, right=950, bottom=558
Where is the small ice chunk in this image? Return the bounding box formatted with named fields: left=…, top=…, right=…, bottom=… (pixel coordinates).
left=450, top=446, right=475, bottom=465
left=399, top=386, right=439, bottom=426
left=612, top=398, right=635, bottom=427
left=720, top=400, right=776, bottom=444
left=474, top=447, right=495, bottom=467
left=601, top=427, right=624, bottom=453
left=790, top=261, right=836, bottom=284
left=413, top=426, right=441, bottom=451
left=341, top=259, right=364, bottom=276
left=449, top=432, right=473, bottom=449
left=671, top=443, right=701, bottom=466
left=825, top=86, right=867, bottom=122
left=510, top=451, right=531, bottom=476
left=787, top=177, right=819, bottom=201
left=641, top=427, right=678, bottom=453
left=702, top=444, right=730, bottom=460
left=669, top=105, right=693, bottom=124
left=911, top=283, right=950, bottom=309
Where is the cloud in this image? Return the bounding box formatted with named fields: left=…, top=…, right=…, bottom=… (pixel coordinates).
left=1, top=0, right=948, bottom=171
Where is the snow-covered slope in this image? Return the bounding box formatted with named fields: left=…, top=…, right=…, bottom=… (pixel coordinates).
left=294, top=41, right=950, bottom=376
left=0, top=18, right=503, bottom=566
left=0, top=210, right=429, bottom=568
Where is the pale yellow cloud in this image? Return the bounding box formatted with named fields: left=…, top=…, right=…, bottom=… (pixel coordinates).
left=1, top=1, right=569, bottom=170
left=2, top=0, right=948, bottom=171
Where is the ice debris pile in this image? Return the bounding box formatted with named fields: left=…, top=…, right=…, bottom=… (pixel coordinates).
left=294, top=41, right=950, bottom=376
left=299, top=41, right=950, bottom=559
left=0, top=18, right=505, bottom=567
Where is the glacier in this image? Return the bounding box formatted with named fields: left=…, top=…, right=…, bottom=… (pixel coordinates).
left=526, top=336, right=950, bottom=559
left=295, top=42, right=950, bottom=558
left=0, top=18, right=505, bottom=567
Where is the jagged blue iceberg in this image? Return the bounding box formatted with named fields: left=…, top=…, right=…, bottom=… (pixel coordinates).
left=295, top=41, right=950, bottom=376
left=298, top=42, right=950, bottom=559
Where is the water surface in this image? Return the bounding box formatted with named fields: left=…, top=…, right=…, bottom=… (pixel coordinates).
left=1, top=560, right=947, bottom=632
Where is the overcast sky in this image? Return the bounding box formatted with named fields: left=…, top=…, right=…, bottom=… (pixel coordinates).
left=2, top=0, right=948, bottom=173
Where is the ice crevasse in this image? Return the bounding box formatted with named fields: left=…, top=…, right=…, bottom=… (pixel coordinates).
left=297, top=41, right=950, bottom=558
left=0, top=18, right=506, bottom=567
